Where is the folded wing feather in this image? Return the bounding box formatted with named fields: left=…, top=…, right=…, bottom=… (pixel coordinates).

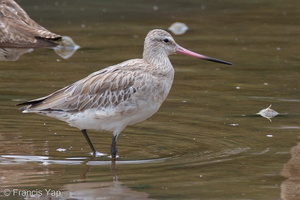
left=18, top=65, right=139, bottom=113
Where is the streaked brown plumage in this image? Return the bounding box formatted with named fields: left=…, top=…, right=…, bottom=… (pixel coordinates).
left=0, top=0, right=61, bottom=48
left=18, top=29, right=232, bottom=158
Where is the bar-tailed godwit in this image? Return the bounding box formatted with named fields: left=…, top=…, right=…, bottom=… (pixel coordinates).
left=18, top=29, right=232, bottom=158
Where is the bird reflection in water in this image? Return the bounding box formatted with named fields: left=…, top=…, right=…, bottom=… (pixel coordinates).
left=58, top=160, right=156, bottom=200
left=0, top=48, right=33, bottom=61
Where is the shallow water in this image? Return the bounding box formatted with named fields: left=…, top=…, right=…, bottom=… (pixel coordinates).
left=0, top=0, right=300, bottom=199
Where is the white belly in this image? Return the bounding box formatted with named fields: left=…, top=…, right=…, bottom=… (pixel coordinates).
left=41, top=99, right=162, bottom=135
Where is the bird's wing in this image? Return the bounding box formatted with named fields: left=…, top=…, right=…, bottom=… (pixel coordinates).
left=19, top=60, right=145, bottom=112
left=0, top=0, right=61, bottom=46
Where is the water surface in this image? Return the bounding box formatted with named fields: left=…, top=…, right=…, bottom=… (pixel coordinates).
left=0, top=0, right=299, bottom=199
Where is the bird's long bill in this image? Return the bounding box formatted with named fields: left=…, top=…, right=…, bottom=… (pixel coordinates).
left=176, top=45, right=232, bottom=65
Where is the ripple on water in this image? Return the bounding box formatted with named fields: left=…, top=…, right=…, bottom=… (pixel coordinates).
left=0, top=130, right=254, bottom=167
left=0, top=154, right=169, bottom=166
left=0, top=115, right=270, bottom=168
left=0, top=155, right=83, bottom=165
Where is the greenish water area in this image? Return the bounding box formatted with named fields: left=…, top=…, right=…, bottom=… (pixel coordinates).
left=0, top=0, right=299, bottom=199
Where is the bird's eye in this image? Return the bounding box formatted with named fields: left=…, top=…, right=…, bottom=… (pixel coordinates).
left=163, top=38, right=169, bottom=43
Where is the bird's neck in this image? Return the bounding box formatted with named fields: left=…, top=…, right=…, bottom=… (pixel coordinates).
left=143, top=49, right=173, bottom=72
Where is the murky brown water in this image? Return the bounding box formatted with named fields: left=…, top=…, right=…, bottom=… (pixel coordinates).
left=1, top=0, right=299, bottom=199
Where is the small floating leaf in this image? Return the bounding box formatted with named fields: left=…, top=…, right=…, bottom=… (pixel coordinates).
left=168, top=22, right=188, bottom=35
left=257, top=105, right=279, bottom=122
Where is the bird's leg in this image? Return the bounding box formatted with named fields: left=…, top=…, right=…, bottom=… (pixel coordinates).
left=110, top=135, right=118, bottom=159
left=81, top=129, right=97, bottom=156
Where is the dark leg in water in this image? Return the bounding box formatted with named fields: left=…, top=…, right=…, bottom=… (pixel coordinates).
left=110, top=135, right=118, bottom=159
left=81, top=129, right=97, bottom=156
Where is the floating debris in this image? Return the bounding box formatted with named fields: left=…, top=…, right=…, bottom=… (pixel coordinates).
left=257, top=105, right=279, bottom=122
left=54, top=36, right=80, bottom=59
left=56, top=148, right=67, bottom=152
left=42, top=161, right=50, bottom=166
left=168, top=22, right=188, bottom=35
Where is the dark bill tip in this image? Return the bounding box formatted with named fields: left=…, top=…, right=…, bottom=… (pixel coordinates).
left=203, top=57, right=233, bottom=65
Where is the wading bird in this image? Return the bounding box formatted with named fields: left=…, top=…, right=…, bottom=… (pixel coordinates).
left=18, top=29, right=232, bottom=158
